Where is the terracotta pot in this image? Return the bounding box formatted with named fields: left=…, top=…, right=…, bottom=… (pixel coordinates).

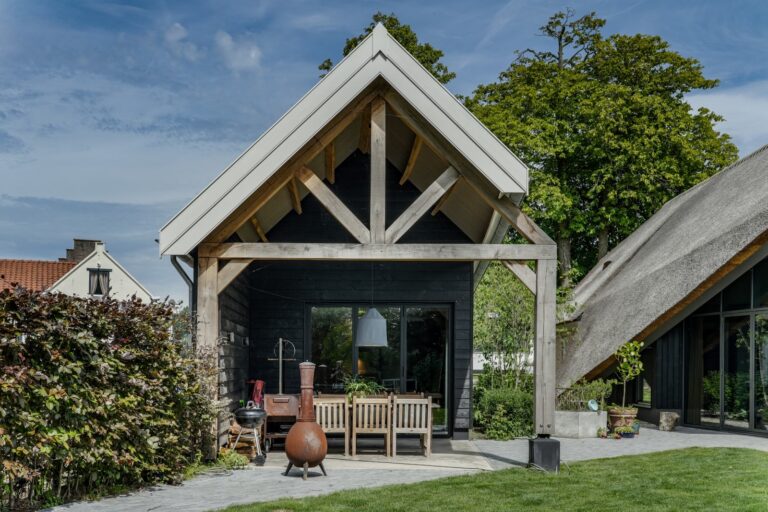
left=284, top=362, right=327, bottom=477
left=608, top=407, right=638, bottom=430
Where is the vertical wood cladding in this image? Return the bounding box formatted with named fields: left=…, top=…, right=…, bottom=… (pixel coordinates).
left=217, top=273, right=251, bottom=446
left=652, top=322, right=684, bottom=410
left=229, top=151, right=475, bottom=434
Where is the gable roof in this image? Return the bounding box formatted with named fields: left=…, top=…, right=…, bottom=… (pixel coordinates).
left=0, top=259, right=76, bottom=292
left=159, top=24, right=528, bottom=256
left=558, top=144, right=768, bottom=388
left=48, top=243, right=154, bottom=299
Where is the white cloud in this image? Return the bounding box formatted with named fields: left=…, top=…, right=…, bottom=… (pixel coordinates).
left=164, top=22, right=202, bottom=62
left=688, top=80, right=768, bottom=157
left=215, top=30, right=262, bottom=72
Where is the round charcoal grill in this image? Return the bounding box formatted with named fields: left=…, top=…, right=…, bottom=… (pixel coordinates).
left=231, top=405, right=267, bottom=465
left=234, top=406, right=266, bottom=429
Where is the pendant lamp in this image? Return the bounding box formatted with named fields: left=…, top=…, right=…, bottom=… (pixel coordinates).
left=355, top=263, right=388, bottom=347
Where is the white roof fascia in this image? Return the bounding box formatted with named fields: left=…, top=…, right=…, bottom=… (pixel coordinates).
left=162, top=62, right=382, bottom=255
left=377, top=27, right=528, bottom=193
left=160, top=36, right=376, bottom=255
left=160, top=24, right=529, bottom=256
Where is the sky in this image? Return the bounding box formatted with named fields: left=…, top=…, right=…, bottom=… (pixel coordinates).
left=1, top=0, right=767, bottom=301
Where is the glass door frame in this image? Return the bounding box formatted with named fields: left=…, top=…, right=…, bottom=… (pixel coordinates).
left=720, top=312, right=755, bottom=430
left=305, top=301, right=453, bottom=432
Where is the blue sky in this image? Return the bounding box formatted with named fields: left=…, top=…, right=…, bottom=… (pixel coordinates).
left=1, top=0, right=767, bottom=301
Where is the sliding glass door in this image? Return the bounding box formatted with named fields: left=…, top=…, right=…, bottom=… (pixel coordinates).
left=309, top=304, right=451, bottom=432
left=684, top=257, right=768, bottom=432
left=723, top=315, right=751, bottom=430
left=755, top=314, right=768, bottom=431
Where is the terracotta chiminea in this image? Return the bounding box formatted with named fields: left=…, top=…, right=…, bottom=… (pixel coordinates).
left=284, top=362, right=327, bottom=479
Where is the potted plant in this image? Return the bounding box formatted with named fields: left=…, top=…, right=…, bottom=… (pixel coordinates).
left=343, top=375, right=386, bottom=399
left=608, top=340, right=644, bottom=431
left=614, top=425, right=635, bottom=439
left=631, top=419, right=641, bottom=436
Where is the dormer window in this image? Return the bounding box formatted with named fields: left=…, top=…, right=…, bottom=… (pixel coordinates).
left=88, top=268, right=111, bottom=296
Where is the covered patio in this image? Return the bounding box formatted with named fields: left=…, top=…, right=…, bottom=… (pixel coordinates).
left=160, top=24, right=557, bottom=465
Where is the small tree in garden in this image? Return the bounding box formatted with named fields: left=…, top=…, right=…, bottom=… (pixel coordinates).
left=615, top=340, right=644, bottom=409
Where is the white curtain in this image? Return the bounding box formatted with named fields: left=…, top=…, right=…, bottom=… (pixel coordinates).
left=98, top=271, right=110, bottom=296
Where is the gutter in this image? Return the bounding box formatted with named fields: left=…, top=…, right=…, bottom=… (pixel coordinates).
left=170, top=255, right=194, bottom=310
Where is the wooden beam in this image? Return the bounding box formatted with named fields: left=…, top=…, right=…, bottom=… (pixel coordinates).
left=370, top=97, right=386, bottom=243
left=296, top=166, right=371, bottom=244
left=431, top=176, right=461, bottom=216
left=250, top=217, right=268, bottom=243
left=473, top=213, right=507, bottom=287
left=288, top=178, right=302, bottom=215
left=385, top=167, right=460, bottom=244
left=358, top=105, right=371, bottom=154
left=200, top=242, right=556, bottom=261
left=207, top=87, right=382, bottom=243
left=502, top=260, right=536, bottom=294
left=534, top=258, right=557, bottom=436
left=217, top=260, right=253, bottom=294
left=384, top=91, right=555, bottom=246
left=399, top=136, right=422, bottom=185
left=196, top=256, right=219, bottom=454
left=207, top=167, right=293, bottom=244
left=325, top=144, right=336, bottom=184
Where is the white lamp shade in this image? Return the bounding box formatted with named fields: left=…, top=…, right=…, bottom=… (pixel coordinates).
left=356, top=307, right=388, bottom=347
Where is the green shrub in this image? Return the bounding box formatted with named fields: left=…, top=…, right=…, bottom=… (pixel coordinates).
left=557, top=378, right=615, bottom=411
left=475, top=387, right=533, bottom=439
left=0, top=288, right=216, bottom=511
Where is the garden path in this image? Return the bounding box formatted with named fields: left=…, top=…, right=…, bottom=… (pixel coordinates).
left=49, top=426, right=768, bottom=512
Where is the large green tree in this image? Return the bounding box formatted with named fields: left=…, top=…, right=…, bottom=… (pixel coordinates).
left=319, top=12, right=455, bottom=84
left=467, top=10, right=738, bottom=285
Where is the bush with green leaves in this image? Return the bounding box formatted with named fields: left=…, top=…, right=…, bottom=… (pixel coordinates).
left=0, top=288, right=215, bottom=511
left=557, top=378, right=616, bottom=411
left=475, top=387, right=533, bottom=440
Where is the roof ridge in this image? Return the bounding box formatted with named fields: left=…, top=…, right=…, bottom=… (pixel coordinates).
left=0, top=258, right=75, bottom=264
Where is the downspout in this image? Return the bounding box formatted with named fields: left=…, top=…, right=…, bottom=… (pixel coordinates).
left=170, top=255, right=194, bottom=310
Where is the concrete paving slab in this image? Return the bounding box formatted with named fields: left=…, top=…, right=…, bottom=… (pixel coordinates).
left=49, top=426, right=768, bottom=512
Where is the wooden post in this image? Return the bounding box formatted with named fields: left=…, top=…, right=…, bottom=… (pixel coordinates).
left=534, top=258, right=557, bottom=436
left=197, top=256, right=220, bottom=457
left=370, top=97, right=386, bottom=243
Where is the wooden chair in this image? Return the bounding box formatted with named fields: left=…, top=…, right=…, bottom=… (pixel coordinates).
left=391, top=395, right=432, bottom=457
left=314, top=395, right=350, bottom=456
left=352, top=396, right=391, bottom=457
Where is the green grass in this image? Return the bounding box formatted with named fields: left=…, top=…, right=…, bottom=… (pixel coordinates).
left=220, top=448, right=768, bottom=512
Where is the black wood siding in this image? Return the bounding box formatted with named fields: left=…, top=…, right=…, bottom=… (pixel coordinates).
left=226, top=150, right=475, bottom=435
left=652, top=322, right=684, bottom=409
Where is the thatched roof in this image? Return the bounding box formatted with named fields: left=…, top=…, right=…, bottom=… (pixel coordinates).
left=558, top=144, right=768, bottom=388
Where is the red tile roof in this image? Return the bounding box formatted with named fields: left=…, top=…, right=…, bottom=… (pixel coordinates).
left=0, top=259, right=77, bottom=292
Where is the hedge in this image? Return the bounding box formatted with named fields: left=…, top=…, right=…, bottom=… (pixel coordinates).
left=0, top=288, right=215, bottom=511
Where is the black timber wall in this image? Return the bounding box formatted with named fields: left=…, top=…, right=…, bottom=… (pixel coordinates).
left=217, top=274, right=251, bottom=446
left=233, top=150, right=475, bottom=436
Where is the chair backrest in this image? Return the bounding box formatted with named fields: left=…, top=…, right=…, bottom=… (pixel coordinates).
left=353, top=396, right=390, bottom=431
left=392, top=395, right=432, bottom=432
left=314, top=396, right=348, bottom=432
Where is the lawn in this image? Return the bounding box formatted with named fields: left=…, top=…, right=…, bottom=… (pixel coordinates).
left=221, top=448, right=768, bottom=512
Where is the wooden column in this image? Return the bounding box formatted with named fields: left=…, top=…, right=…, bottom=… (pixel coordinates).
left=534, top=258, right=557, bottom=436
left=196, top=256, right=220, bottom=456
left=370, top=97, right=386, bottom=243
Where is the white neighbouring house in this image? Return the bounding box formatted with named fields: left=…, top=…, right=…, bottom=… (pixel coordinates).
left=0, top=239, right=153, bottom=302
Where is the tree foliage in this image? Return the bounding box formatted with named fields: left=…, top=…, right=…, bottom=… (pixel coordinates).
left=0, top=289, right=216, bottom=510
left=473, top=261, right=534, bottom=391
left=467, top=10, right=738, bottom=284
left=319, top=12, right=455, bottom=84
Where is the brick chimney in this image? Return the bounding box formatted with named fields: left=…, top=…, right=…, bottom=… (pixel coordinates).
left=59, top=239, right=101, bottom=263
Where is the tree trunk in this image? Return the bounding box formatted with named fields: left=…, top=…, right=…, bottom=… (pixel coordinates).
left=557, top=229, right=572, bottom=288
left=598, top=228, right=609, bottom=260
